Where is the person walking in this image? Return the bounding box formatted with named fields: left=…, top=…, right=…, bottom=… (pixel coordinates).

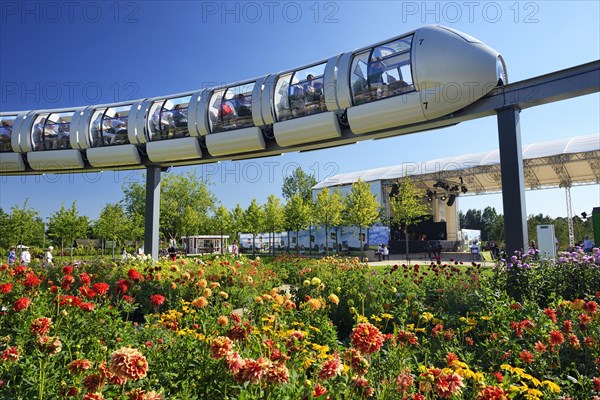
left=44, top=246, right=54, bottom=267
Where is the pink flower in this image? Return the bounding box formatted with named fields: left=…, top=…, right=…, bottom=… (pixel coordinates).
left=318, top=354, right=342, bottom=380
left=1, top=346, right=20, bottom=362
left=397, top=367, right=414, bottom=394
left=36, top=335, right=62, bottom=355
left=68, top=358, right=92, bottom=374
left=237, top=357, right=269, bottom=384
left=266, top=362, right=290, bottom=384
left=109, top=347, right=148, bottom=380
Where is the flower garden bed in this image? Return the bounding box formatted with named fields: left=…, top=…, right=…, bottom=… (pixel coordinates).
left=1, top=249, right=599, bottom=399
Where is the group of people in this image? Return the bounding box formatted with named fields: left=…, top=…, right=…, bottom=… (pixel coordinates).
left=33, top=118, right=71, bottom=150
left=214, top=94, right=253, bottom=131
left=289, top=74, right=325, bottom=118
left=375, top=243, right=389, bottom=261
left=6, top=246, right=49, bottom=266
left=153, top=104, right=189, bottom=139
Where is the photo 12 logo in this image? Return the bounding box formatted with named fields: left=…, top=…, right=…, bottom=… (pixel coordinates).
left=400, top=1, right=540, bottom=24
left=200, top=1, right=340, bottom=24
left=1, top=81, right=140, bottom=105
left=0, top=1, right=140, bottom=24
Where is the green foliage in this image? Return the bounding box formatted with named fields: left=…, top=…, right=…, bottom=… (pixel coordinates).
left=281, top=167, right=317, bottom=202
left=344, top=180, right=380, bottom=258
left=95, top=203, right=130, bottom=252
left=0, top=250, right=598, bottom=399
left=284, top=194, right=311, bottom=251
left=244, top=199, right=265, bottom=256
left=263, top=195, right=285, bottom=256
left=4, top=199, right=40, bottom=247
left=159, top=172, right=216, bottom=240
left=313, top=189, right=344, bottom=256
left=47, top=202, right=90, bottom=253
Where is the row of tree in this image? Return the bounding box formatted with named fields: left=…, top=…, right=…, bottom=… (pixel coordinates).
left=0, top=168, right=433, bottom=260
left=459, top=207, right=594, bottom=248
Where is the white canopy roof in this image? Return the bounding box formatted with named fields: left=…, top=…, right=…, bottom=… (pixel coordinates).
left=313, top=134, right=600, bottom=194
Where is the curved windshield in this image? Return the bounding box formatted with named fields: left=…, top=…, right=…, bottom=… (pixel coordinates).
left=90, top=105, right=131, bottom=147
left=209, top=83, right=255, bottom=133
left=274, top=63, right=326, bottom=122
left=0, top=116, right=16, bottom=152
left=31, top=112, right=73, bottom=151
left=351, top=35, right=415, bottom=106
left=149, top=95, right=191, bottom=141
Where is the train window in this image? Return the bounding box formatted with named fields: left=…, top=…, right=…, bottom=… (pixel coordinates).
left=274, top=63, right=327, bottom=122
left=149, top=96, right=191, bottom=141
left=31, top=112, right=73, bottom=151
left=0, top=116, right=17, bottom=152
left=351, top=35, right=415, bottom=106
left=89, top=105, right=131, bottom=147
left=209, top=83, right=255, bottom=133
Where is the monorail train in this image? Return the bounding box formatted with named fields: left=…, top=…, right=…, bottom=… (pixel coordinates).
left=0, top=25, right=507, bottom=174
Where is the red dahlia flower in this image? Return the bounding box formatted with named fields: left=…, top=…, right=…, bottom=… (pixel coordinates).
left=351, top=323, right=384, bottom=354
left=150, top=294, right=165, bottom=307
left=13, top=297, right=31, bottom=312
left=30, top=317, right=52, bottom=336
left=92, top=282, right=110, bottom=295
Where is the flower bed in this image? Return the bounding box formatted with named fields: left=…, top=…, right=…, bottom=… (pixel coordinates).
left=0, top=249, right=599, bottom=399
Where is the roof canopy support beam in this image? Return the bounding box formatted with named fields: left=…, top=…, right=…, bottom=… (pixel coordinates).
left=497, top=106, right=528, bottom=255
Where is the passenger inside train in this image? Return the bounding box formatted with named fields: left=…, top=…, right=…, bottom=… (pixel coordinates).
left=171, top=104, right=188, bottom=137
left=109, top=112, right=128, bottom=144
left=0, top=121, right=12, bottom=152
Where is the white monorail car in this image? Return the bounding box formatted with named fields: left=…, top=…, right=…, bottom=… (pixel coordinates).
left=0, top=25, right=506, bottom=173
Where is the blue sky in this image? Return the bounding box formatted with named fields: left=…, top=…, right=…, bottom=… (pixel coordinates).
left=0, top=1, right=598, bottom=221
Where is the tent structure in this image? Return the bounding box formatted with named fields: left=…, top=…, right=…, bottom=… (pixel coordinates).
left=313, top=134, right=599, bottom=244
left=314, top=134, right=599, bottom=193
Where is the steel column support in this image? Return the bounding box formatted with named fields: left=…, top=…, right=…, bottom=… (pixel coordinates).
left=565, top=187, right=575, bottom=246
left=497, top=107, right=528, bottom=255
left=144, top=166, right=161, bottom=261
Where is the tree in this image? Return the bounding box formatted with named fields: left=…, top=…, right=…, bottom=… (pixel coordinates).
left=211, top=205, right=233, bottom=254
left=313, top=188, right=344, bottom=256
left=389, top=180, right=431, bottom=263
left=0, top=208, right=10, bottom=248
left=284, top=194, right=311, bottom=254
left=47, top=202, right=90, bottom=257
left=95, top=203, right=130, bottom=258
left=244, top=199, right=265, bottom=257
left=121, top=172, right=216, bottom=246
left=282, top=167, right=317, bottom=202
left=344, top=179, right=380, bottom=261
left=121, top=180, right=146, bottom=245
left=160, top=172, right=215, bottom=243
left=231, top=204, right=246, bottom=244
left=263, top=195, right=285, bottom=256
left=7, top=200, right=40, bottom=249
